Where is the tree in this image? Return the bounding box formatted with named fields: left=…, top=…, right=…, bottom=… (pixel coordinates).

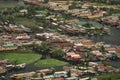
left=40, top=73, right=44, bottom=79
left=39, top=41, right=51, bottom=59
left=69, top=1, right=76, bottom=9
left=33, top=41, right=51, bottom=59
left=94, top=65, right=98, bottom=72
left=67, top=70, right=71, bottom=77
left=32, top=73, right=38, bottom=78
left=82, top=22, right=93, bottom=28
left=51, top=48, right=64, bottom=59
left=51, top=67, right=56, bottom=74
left=100, top=45, right=105, bottom=53
left=66, top=0, right=70, bottom=5
left=44, top=0, right=49, bottom=3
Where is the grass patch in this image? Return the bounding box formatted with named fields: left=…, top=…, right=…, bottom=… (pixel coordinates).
left=14, top=17, right=37, bottom=27
left=95, top=72, right=120, bottom=80
left=92, top=3, right=108, bottom=6
left=35, top=59, right=67, bottom=68
left=0, top=50, right=41, bottom=64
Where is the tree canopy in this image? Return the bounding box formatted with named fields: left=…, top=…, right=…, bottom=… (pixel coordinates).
left=51, top=48, right=64, bottom=58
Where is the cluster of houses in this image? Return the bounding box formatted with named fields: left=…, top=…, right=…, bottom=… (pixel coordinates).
left=24, top=0, right=44, bottom=5
left=98, top=14, right=120, bottom=28
left=35, top=28, right=120, bottom=62
left=0, top=59, right=8, bottom=75
left=23, top=0, right=108, bottom=19
left=46, top=2, right=69, bottom=11
left=39, top=10, right=109, bottom=36
left=0, top=23, right=31, bottom=33
left=0, top=33, right=32, bottom=51
left=63, top=38, right=119, bottom=62
left=10, top=61, right=120, bottom=80
left=42, top=1, right=108, bottom=19
left=65, top=8, right=107, bottom=19
left=0, top=59, right=26, bottom=76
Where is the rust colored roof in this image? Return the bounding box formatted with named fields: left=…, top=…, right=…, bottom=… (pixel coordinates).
left=66, top=51, right=76, bottom=55
left=54, top=78, right=64, bottom=80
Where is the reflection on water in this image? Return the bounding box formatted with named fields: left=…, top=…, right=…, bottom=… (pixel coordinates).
left=86, top=26, right=120, bottom=45
left=0, top=0, right=24, bottom=8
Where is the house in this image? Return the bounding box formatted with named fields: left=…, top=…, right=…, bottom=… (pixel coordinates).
left=70, top=69, right=83, bottom=76
left=73, top=46, right=89, bottom=52
left=98, top=64, right=112, bottom=72
left=88, top=62, right=98, bottom=67
left=43, top=75, right=54, bottom=80
left=80, top=39, right=95, bottom=48
left=15, top=34, right=30, bottom=40
left=54, top=78, right=64, bottom=80
left=48, top=2, right=69, bottom=11
left=0, top=59, right=9, bottom=67
left=19, top=9, right=28, bottom=15
left=10, top=72, right=36, bottom=79
left=0, top=67, right=6, bottom=75
left=51, top=38, right=72, bottom=49
left=65, top=76, right=78, bottom=80
left=79, top=77, right=90, bottom=80
left=53, top=71, right=68, bottom=78
left=24, top=0, right=44, bottom=5
left=0, top=43, right=17, bottom=51
left=36, top=69, right=52, bottom=75
left=92, top=50, right=103, bottom=57
left=65, top=51, right=82, bottom=61
left=36, top=32, right=54, bottom=40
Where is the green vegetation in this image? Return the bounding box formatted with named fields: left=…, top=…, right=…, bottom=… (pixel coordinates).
left=95, top=72, right=120, bottom=80
left=14, top=17, right=37, bottom=27
left=88, top=0, right=120, bottom=5
left=34, top=41, right=51, bottom=59
left=76, top=21, right=103, bottom=28
left=0, top=50, right=41, bottom=64
left=51, top=48, right=64, bottom=58
left=100, top=8, right=120, bottom=15
left=35, top=59, right=67, bottom=68
left=44, top=0, right=49, bottom=3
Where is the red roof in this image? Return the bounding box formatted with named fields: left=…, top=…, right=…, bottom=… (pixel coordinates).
left=54, top=78, right=64, bottom=80
left=71, top=55, right=82, bottom=59
left=66, top=51, right=76, bottom=55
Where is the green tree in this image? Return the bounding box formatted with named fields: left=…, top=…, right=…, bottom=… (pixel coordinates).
left=51, top=67, right=56, bottom=74
left=32, top=73, right=38, bottom=78
left=67, top=70, right=71, bottom=77
left=66, top=0, right=70, bottom=5
left=44, top=0, right=49, bottom=3
left=100, top=45, right=105, bottom=53
left=69, top=1, right=76, bottom=9
left=82, top=22, right=93, bottom=28
left=51, top=48, right=64, bottom=58
left=40, top=73, right=44, bottom=79
left=39, top=41, right=51, bottom=59
left=32, top=41, right=51, bottom=59
left=94, top=65, right=98, bottom=72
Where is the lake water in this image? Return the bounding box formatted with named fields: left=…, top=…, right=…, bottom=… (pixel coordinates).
left=77, top=19, right=120, bottom=45
left=86, top=25, right=120, bottom=45
left=0, top=1, right=24, bottom=8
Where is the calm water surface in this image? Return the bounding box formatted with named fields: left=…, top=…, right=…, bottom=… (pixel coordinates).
left=87, top=26, right=120, bottom=45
